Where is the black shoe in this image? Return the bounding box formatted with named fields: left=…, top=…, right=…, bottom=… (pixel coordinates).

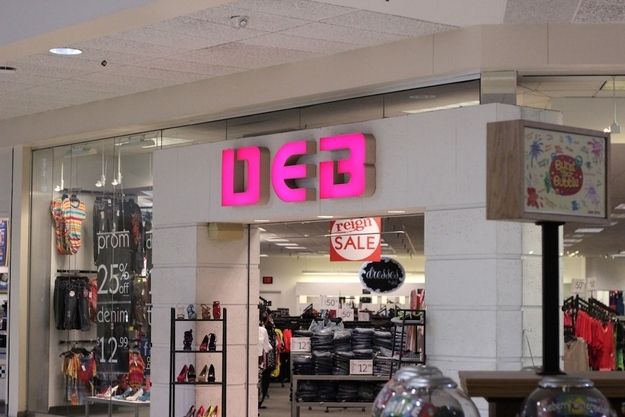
left=208, top=333, right=216, bottom=351
left=208, top=364, right=215, bottom=383
left=187, top=364, right=196, bottom=382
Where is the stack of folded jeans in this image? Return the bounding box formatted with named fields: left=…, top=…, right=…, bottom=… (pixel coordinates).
left=313, top=350, right=333, bottom=375
left=296, top=381, right=318, bottom=402
left=373, top=355, right=394, bottom=377
left=353, top=349, right=373, bottom=360
left=373, top=331, right=393, bottom=351
left=333, top=351, right=354, bottom=375
left=318, top=382, right=337, bottom=401
left=358, top=383, right=377, bottom=401
left=336, top=383, right=359, bottom=402
left=333, top=330, right=351, bottom=352
left=351, top=328, right=374, bottom=350
left=294, top=330, right=313, bottom=338
left=311, top=328, right=334, bottom=351
left=293, top=355, right=314, bottom=375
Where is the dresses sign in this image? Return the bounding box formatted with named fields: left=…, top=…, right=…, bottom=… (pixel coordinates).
left=359, top=257, right=405, bottom=294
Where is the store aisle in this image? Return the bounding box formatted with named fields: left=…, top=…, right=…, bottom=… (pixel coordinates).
left=260, top=383, right=371, bottom=417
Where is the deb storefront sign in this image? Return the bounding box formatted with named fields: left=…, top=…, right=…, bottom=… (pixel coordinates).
left=487, top=120, right=610, bottom=224
left=330, top=217, right=382, bottom=262
left=221, top=132, right=375, bottom=206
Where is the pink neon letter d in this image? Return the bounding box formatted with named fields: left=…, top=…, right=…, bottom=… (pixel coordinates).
left=221, top=146, right=269, bottom=206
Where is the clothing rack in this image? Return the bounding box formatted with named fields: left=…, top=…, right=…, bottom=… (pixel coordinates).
left=56, top=269, right=97, bottom=274
left=562, top=295, right=617, bottom=326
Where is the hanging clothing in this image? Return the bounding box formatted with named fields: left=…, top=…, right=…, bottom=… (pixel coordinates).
left=563, top=338, right=590, bottom=372
left=53, top=275, right=93, bottom=331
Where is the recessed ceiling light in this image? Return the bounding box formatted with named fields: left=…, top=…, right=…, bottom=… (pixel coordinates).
left=574, top=228, right=604, bottom=233
left=254, top=219, right=270, bottom=223
left=387, top=210, right=406, bottom=214
left=528, top=250, right=534, bottom=254
left=317, top=215, right=334, bottom=219
left=49, top=47, right=83, bottom=56
left=0, top=66, right=16, bottom=74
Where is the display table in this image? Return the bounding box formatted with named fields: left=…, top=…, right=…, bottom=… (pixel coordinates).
left=460, top=371, right=625, bottom=417
left=85, top=396, right=149, bottom=417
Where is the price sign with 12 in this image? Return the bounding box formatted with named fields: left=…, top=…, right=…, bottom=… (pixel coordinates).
left=291, top=337, right=311, bottom=353
left=350, top=359, right=373, bottom=375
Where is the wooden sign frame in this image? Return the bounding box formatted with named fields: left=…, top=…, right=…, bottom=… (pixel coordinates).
left=487, top=120, right=610, bottom=224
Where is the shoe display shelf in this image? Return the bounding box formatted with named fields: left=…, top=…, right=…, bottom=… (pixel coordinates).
left=389, top=308, right=426, bottom=376
left=169, top=307, right=227, bottom=417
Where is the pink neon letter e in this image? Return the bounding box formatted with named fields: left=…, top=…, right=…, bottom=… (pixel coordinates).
left=271, top=140, right=316, bottom=202
left=319, top=132, right=376, bottom=199
left=221, top=146, right=269, bottom=206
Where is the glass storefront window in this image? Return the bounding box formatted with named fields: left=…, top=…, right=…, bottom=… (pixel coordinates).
left=28, top=133, right=158, bottom=416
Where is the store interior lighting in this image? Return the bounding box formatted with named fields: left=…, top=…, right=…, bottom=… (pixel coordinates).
left=54, top=162, right=65, bottom=192
left=95, top=150, right=107, bottom=188
left=111, top=152, right=122, bottom=186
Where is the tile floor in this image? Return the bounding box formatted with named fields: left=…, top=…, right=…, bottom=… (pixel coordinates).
left=260, top=383, right=372, bottom=417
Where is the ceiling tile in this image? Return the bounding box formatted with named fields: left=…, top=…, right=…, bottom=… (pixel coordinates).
left=190, top=4, right=313, bottom=31
left=229, top=0, right=355, bottom=20
left=321, top=10, right=456, bottom=36
left=116, top=16, right=265, bottom=50
left=574, top=0, right=625, bottom=22
left=12, top=53, right=103, bottom=72
left=281, top=22, right=406, bottom=46
left=174, top=43, right=317, bottom=69
left=240, top=32, right=354, bottom=53
left=101, top=64, right=210, bottom=83
left=504, top=0, right=579, bottom=23
left=72, top=48, right=151, bottom=65
left=76, top=72, right=174, bottom=91
left=71, top=36, right=188, bottom=57
left=140, top=57, right=246, bottom=76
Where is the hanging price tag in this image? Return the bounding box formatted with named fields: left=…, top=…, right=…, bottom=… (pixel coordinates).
left=291, top=337, right=311, bottom=353
left=571, top=278, right=586, bottom=296
left=350, top=359, right=373, bottom=375
left=320, top=295, right=339, bottom=311
left=340, top=307, right=354, bottom=322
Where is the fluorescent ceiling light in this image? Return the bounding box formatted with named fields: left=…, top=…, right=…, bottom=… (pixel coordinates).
left=254, top=219, right=270, bottom=223
left=572, top=234, right=584, bottom=238
left=381, top=243, right=389, bottom=247
left=286, top=246, right=307, bottom=250
left=49, top=47, right=82, bottom=56
left=387, top=210, right=406, bottom=214
left=563, top=239, right=582, bottom=243
left=265, top=238, right=289, bottom=242
left=317, top=215, right=334, bottom=219
left=402, top=100, right=479, bottom=114
left=601, top=79, right=625, bottom=91
left=260, top=254, right=268, bottom=257
left=257, top=227, right=266, bottom=232
left=615, top=203, right=625, bottom=210
left=276, top=243, right=298, bottom=247
left=574, top=228, right=604, bottom=233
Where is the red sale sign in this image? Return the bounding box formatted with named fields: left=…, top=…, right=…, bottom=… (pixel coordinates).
left=329, top=217, right=382, bottom=262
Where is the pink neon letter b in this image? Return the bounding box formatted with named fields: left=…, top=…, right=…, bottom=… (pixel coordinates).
left=319, top=132, right=375, bottom=199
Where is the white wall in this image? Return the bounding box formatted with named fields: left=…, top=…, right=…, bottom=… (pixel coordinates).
left=259, top=255, right=425, bottom=314
left=586, top=257, right=625, bottom=291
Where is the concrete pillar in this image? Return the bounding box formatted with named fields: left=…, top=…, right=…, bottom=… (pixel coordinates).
left=425, top=206, right=542, bottom=411
left=151, top=223, right=259, bottom=417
